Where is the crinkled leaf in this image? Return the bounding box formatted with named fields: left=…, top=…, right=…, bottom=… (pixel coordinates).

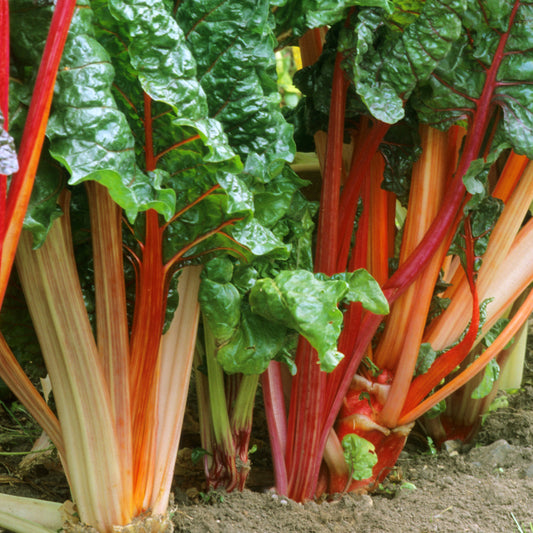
left=380, top=109, right=422, bottom=206
left=273, top=0, right=392, bottom=42
left=216, top=306, right=287, bottom=375
left=341, top=433, right=378, bottom=481
left=175, top=0, right=306, bottom=262
left=42, top=2, right=152, bottom=221
left=105, top=0, right=240, bottom=170
left=253, top=167, right=308, bottom=228
left=332, top=269, right=389, bottom=315
left=471, top=359, right=500, bottom=399
left=229, top=219, right=290, bottom=260
left=199, top=258, right=285, bottom=375
left=341, top=0, right=464, bottom=123
left=199, top=278, right=242, bottom=345
left=249, top=270, right=350, bottom=372
left=90, top=0, right=241, bottom=222
left=413, top=0, right=533, bottom=158
left=176, top=0, right=294, bottom=184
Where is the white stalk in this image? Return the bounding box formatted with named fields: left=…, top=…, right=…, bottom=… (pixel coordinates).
left=16, top=211, right=130, bottom=532
left=0, top=493, right=63, bottom=533
left=149, top=266, right=202, bottom=515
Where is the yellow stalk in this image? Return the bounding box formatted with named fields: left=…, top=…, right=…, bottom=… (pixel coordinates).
left=427, top=160, right=533, bottom=351
left=498, top=318, right=528, bottom=391
left=150, top=266, right=202, bottom=515
left=15, top=202, right=130, bottom=532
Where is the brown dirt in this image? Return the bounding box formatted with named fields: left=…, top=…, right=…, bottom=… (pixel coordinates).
left=1, top=362, right=532, bottom=533
left=171, top=388, right=533, bottom=533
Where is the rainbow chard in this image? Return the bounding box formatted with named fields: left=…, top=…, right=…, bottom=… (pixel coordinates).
left=1, top=0, right=299, bottom=531
left=262, top=0, right=533, bottom=501
left=173, top=0, right=316, bottom=492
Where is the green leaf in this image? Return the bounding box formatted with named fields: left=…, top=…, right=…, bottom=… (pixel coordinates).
left=273, top=0, right=392, bottom=42
left=177, top=0, right=294, bottom=183
left=413, top=0, right=533, bottom=158
left=471, top=359, right=500, bottom=399
left=229, top=219, right=290, bottom=260
left=23, top=151, right=65, bottom=247
left=342, top=0, right=465, bottom=123
left=249, top=270, right=349, bottom=372
left=424, top=399, right=446, bottom=419
left=333, top=269, right=390, bottom=315
left=415, top=343, right=438, bottom=376
left=341, top=433, right=378, bottom=481
left=199, top=258, right=286, bottom=375
left=483, top=317, right=511, bottom=349
left=216, top=306, right=287, bottom=375
left=91, top=0, right=241, bottom=215
left=199, top=278, right=241, bottom=345
left=44, top=2, right=150, bottom=221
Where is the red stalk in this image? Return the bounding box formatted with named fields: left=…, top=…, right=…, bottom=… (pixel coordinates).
left=336, top=120, right=390, bottom=272
left=283, top=51, right=349, bottom=502
left=0, top=0, right=77, bottom=309
left=314, top=52, right=348, bottom=275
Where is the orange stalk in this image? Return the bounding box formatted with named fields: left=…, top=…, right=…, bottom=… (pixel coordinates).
left=398, top=282, right=533, bottom=426
left=399, top=219, right=479, bottom=418
left=129, top=209, right=166, bottom=512
left=374, top=126, right=454, bottom=372
left=491, top=151, right=529, bottom=202
left=376, top=127, right=460, bottom=426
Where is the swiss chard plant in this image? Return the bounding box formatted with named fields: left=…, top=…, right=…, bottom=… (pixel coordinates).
left=0, top=0, right=316, bottom=531
left=256, top=0, right=533, bottom=501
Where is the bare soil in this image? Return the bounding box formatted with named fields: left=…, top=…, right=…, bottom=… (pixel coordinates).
left=1, top=362, right=532, bottom=533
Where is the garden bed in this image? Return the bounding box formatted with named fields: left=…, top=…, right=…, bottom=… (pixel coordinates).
left=1, top=367, right=532, bottom=533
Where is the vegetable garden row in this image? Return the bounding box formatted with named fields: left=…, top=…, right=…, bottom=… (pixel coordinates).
left=1, top=0, right=533, bottom=531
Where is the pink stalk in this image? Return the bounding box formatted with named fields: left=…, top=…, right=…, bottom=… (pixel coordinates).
left=261, top=361, right=288, bottom=495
